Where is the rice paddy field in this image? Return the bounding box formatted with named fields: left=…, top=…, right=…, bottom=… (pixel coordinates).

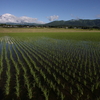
left=0, top=28, right=100, bottom=100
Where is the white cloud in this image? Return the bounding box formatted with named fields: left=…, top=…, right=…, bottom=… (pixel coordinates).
left=70, top=14, right=80, bottom=20
left=96, top=14, right=100, bottom=18
left=47, top=15, right=59, bottom=21
left=0, top=13, right=45, bottom=24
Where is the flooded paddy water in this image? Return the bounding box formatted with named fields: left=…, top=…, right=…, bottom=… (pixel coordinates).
left=0, top=33, right=100, bottom=100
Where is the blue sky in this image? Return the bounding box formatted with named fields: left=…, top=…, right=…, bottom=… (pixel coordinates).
left=0, top=0, right=100, bottom=23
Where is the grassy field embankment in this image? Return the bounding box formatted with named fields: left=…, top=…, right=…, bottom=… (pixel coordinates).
left=0, top=27, right=100, bottom=33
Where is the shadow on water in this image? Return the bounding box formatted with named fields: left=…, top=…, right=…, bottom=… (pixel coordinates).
left=0, top=88, right=4, bottom=100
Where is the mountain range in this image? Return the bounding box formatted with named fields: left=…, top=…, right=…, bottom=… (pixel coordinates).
left=45, top=19, right=100, bottom=27
left=0, top=13, right=100, bottom=27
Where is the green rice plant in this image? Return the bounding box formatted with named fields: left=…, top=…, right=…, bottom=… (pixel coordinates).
left=97, top=97, right=100, bottom=100
left=91, top=85, right=95, bottom=92
left=5, top=52, right=11, bottom=95
left=60, top=92, right=65, bottom=100
left=0, top=42, right=4, bottom=79
left=56, top=88, right=60, bottom=97
left=57, top=78, right=60, bottom=85
left=9, top=42, right=20, bottom=76
left=95, top=82, right=100, bottom=90
left=15, top=75, right=20, bottom=97
left=43, top=88, right=49, bottom=100
left=22, top=63, right=33, bottom=99
left=61, top=83, right=65, bottom=89
left=83, top=80, right=87, bottom=86
left=70, top=87, right=73, bottom=95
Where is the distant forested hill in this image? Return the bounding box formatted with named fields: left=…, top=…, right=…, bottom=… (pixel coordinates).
left=44, top=19, right=100, bottom=27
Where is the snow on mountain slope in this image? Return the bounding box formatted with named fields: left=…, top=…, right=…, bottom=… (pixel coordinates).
left=0, top=13, right=45, bottom=24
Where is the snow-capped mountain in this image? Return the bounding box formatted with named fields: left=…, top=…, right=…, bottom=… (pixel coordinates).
left=0, top=13, right=45, bottom=24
